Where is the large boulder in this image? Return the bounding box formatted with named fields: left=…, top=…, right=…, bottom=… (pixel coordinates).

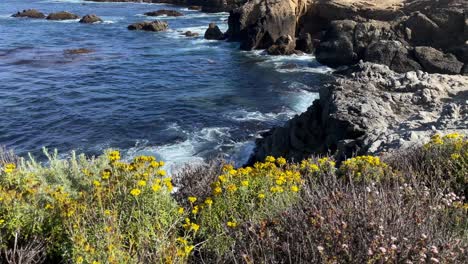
left=144, top=10, right=184, bottom=17
left=12, top=9, right=45, bottom=19
left=364, top=41, right=422, bottom=73
left=128, top=20, right=168, bottom=31
left=204, top=23, right=225, bottom=40
left=414, top=46, right=464, bottom=74
left=46, top=11, right=80, bottom=20
left=79, top=14, right=103, bottom=24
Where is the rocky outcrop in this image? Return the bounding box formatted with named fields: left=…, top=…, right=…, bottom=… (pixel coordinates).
left=12, top=9, right=46, bottom=19
left=228, top=0, right=467, bottom=74
left=204, top=23, right=225, bottom=40
left=64, top=48, right=94, bottom=55
left=414, top=47, right=464, bottom=75
left=144, top=10, right=184, bottom=17
left=46, top=11, right=80, bottom=20
left=79, top=14, right=103, bottom=24
left=250, top=62, right=468, bottom=163
left=267, top=35, right=296, bottom=55
left=128, top=20, right=168, bottom=31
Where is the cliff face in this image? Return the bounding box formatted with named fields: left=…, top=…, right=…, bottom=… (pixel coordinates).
left=228, top=0, right=468, bottom=74
left=251, top=62, right=468, bottom=163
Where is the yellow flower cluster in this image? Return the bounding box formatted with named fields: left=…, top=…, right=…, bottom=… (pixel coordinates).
left=339, top=155, right=389, bottom=182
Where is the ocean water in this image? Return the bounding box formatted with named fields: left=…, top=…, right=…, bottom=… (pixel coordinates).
left=0, top=0, right=332, bottom=169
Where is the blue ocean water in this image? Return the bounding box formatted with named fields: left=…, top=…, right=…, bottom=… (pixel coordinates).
left=0, top=0, right=331, bottom=168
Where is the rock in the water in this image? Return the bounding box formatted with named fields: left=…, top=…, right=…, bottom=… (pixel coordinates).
left=414, top=46, right=464, bottom=74
left=250, top=62, right=468, bottom=163
left=144, top=10, right=183, bottom=17
left=64, top=48, right=94, bottom=55
left=183, top=31, right=199, bottom=37
left=128, top=20, right=168, bottom=31
left=79, top=14, right=103, bottom=23
left=188, top=6, right=202, bottom=11
left=12, top=9, right=45, bottom=19
left=295, top=33, right=314, bottom=54
left=204, top=23, right=225, bottom=40
left=267, top=35, right=296, bottom=55
left=46, top=11, right=80, bottom=20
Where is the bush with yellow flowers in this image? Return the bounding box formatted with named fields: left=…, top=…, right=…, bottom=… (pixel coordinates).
left=180, top=156, right=305, bottom=255
left=339, top=155, right=391, bottom=183
left=0, top=149, right=191, bottom=264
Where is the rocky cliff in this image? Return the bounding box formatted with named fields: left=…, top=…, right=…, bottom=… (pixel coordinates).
left=251, top=62, right=468, bottom=163
left=228, top=0, right=468, bottom=74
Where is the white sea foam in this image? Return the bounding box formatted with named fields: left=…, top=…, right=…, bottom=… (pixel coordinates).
left=125, top=126, right=234, bottom=174
left=226, top=109, right=294, bottom=122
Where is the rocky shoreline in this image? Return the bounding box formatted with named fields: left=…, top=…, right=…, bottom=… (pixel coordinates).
left=230, top=0, right=468, bottom=163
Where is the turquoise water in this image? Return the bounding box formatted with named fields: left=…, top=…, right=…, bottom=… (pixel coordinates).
left=0, top=0, right=331, bottom=168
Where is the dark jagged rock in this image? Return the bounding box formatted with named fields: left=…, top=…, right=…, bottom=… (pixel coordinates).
left=364, top=40, right=422, bottom=73
left=79, top=14, right=103, bottom=23
left=204, top=23, right=225, bottom=40
left=144, top=10, right=184, bottom=17
left=12, top=9, right=46, bottom=19
left=128, top=20, right=168, bottom=31
left=295, top=33, right=314, bottom=54
left=414, top=47, right=464, bottom=74
left=250, top=62, right=468, bottom=163
left=267, top=35, right=296, bottom=55
left=47, top=11, right=80, bottom=20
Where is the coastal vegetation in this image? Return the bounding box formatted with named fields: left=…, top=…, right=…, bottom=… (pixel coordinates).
left=1, top=133, right=466, bottom=263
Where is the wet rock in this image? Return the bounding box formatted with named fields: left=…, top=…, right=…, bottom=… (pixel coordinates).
left=144, top=10, right=183, bottom=17
left=79, top=14, right=103, bottom=23
left=183, top=31, right=199, bottom=37
left=46, top=11, right=80, bottom=20
left=414, top=46, right=464, bottom=74
left=12, top=9, right=45, bottom=19
left=128, top=20, right=168, bottom=31
left=204, top=23, right=225, bottom=40
left=267, top=35, right=296, bottom=55
left=295, top=33, right=314, bottom=54
left=188, top=6, right=202, bottom=11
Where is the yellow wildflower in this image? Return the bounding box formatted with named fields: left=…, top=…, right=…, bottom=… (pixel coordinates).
left=152, top=184, right=161, bottom=192
left=451, top=153, right=461, bottom=160
left=190, top=223, right=200, bottom=232
left=108, top=150, right=120, bottom=162
left=276, top=157, right=287, bottom=166
left=76, top=256, right=84, bottom=264
left=265, top=156, right=276, bottom=163
left=291, top=185, right=299, bottom=192
left=188, top=196, right=197, bottom=204
left=227, top=221, right=237, bottom=228
left=258, top=193, right=265, bottom=199
left=130, top=188, right=141, bottom=197
left=137, top=180, right=147, bottom=187
left=159, top=161, right=165, bottom=167
left=157, top=170, right=166, bottom=176
left=104, top=210, right=111, bottom=216
left=93, top=180, right=101, bottom=187
left=213, top=186, right=222, bottom=195
left=227, top=184, right=237, bottom=193
left=204, top=198, right=213, bottom=206
left=192, top=206, right=199, bottom=215
left=178, top=207, right=185, bottom=214
left=150, top=161, right=160, bottom=168
left=101, top=170, right=111, bottom=179
left=4, top=163, right=16, bottom=173
left=0, top=219, right=5, bottom=225
left=241, top=180, right=249, bottom=187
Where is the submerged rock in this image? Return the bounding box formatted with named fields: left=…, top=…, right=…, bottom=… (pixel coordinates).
left=204, top=23, right=225, bottom=40
left=128, top=20, right=168, bottom=31
left=188, top=6, right=202, bottom=11
left=267, top=35, right=296, bottom=55
left=79, top=14, right=103, bottom=24
left=144, top=10, right=184, bottom=17
left=46, top=11, right=80, bottom=20
left=183, top=31, right=199, bottom=37
left=64, top=48, right=94, bottom=55
left=12, top=9, right=46, bottom=19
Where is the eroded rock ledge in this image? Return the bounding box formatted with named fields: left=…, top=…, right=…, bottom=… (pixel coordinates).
left=250, top=62, right=468, bottom=163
